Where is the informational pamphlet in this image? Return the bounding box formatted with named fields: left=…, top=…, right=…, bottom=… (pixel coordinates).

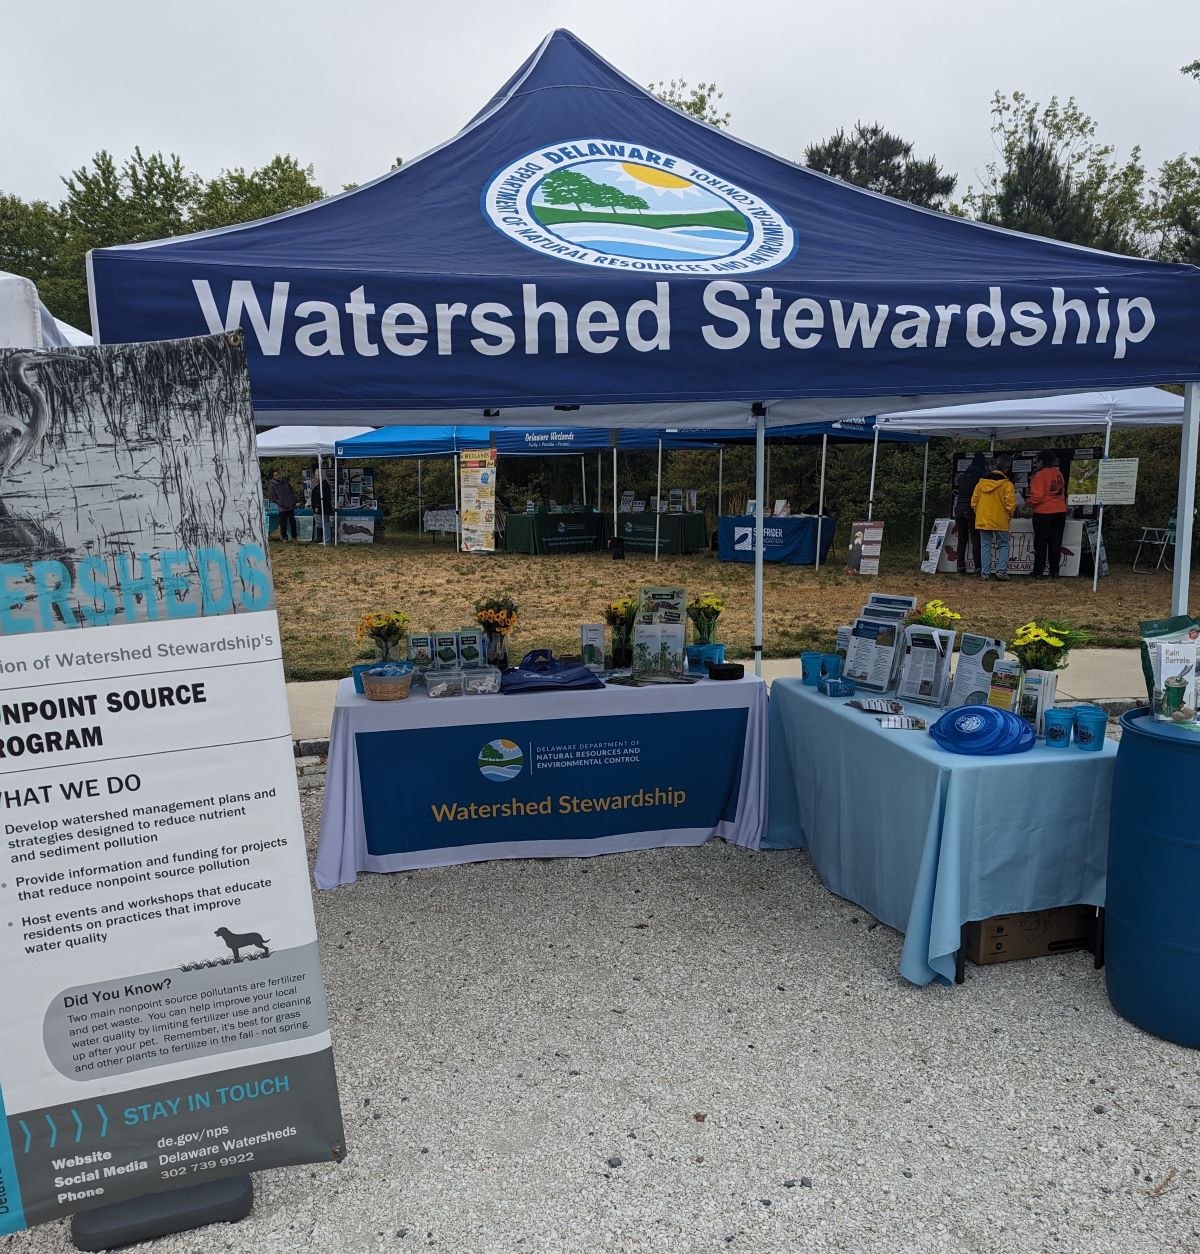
left=619, top=491, right=635, bottom=513
left=631, top=624, right=686, bottom=678
left=580, top=624, right=605, bottom=671
left=1016, top=669, right=1058, bottom=735
left=669, top=488, right=684, bottom=513
left=987, top=660, right=1022, bottom=712
left=949, top=634, right=1006, bottom=708
left=896, top=627, right=955, bottom=706
left=1068, top=457, right=1099, bottom=506
left=847, top=521, right=885, bottom=575
left=1083, top=520, right=1110, bottom=579
left=1148, top=640, right=1199, bottom=726
left=686, top=489, right=698, bottom=512
left=878, top=715, right=928, bottom=730
left=459, top=448, right=497, bottom=553
left=631, top=500, right=646, bottom=513
left=635, top=587, right=687, bottom=627
left=0, top=335, right=344, bottom=1237
left=844, top=619, right=900, bottom=692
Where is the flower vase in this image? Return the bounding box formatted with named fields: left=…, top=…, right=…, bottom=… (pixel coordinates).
left=484, top=630, right=509, bottom=670
left=693, top=618, right=719, bottom=647
left=611, top=628, right=632, bottom=668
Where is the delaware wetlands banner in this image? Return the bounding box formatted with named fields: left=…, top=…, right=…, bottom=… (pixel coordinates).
left=0, top=332, right=344, bottom=1235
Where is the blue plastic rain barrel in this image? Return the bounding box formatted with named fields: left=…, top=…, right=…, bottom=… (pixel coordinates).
left=1106, top=709, right=1200, bottom=1047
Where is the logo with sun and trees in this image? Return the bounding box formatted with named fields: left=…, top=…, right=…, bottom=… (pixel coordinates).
left=484, top=140, right=794, bottom=274
left=478, top=738, right=525, bottom=781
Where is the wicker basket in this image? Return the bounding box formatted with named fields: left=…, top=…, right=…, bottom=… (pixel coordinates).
left=362, top=671, right=414, bottom=701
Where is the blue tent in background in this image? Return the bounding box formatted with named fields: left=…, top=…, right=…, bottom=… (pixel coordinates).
left=87, top=27, right=1200, bottom=628
left=332, top=426, right=490, bottom=458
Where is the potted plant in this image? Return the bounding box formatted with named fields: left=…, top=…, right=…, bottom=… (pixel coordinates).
left=1010, top=620, right=1089, bottom=672
left=902, top=599, right=962, bottom=633
left=686, top=593, right=727, bottom=674
left=603, top=595, right=638, bottom=667
left=474, top=595, right=520, bottom=669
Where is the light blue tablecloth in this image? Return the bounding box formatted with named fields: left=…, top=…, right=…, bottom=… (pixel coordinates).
left=767, top=679, right=1115, bottom=986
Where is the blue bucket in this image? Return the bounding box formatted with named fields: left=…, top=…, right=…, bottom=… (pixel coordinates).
left=1072, top=705, right=1108, bottom=751
left=801, top=652, right=823, bottom=686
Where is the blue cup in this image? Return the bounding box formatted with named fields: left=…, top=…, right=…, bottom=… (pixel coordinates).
left=1042, top=707, right=1074, bottom=747
left=1073, top=706, right=1108, bottom=752
left=822, top=653, right=842, bottom=680
left=801, top=652, right=823, bottom=686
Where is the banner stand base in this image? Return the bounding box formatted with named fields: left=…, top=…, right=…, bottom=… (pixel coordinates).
left=71, top=1176, right=253, bottom=1251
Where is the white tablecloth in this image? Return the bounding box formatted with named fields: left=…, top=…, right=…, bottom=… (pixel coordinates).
left=315, top=676, right=767, bottom=887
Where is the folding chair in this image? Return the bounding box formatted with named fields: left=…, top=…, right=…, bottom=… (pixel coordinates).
left=1132, top=511, right=1175, bottom=573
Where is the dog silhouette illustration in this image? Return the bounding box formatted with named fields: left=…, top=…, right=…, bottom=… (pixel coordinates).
left=214, top=927, right=270, bottom=962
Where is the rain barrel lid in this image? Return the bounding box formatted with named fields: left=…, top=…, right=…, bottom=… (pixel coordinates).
left=1120, top=706, right=1200, bottom=746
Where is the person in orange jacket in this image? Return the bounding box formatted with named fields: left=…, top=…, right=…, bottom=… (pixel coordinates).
left=971, top=459, right=1016, bottom=581
left=1028, top=451, right=1068, bottom=578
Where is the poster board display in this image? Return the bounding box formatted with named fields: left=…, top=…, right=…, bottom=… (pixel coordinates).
left=338, top=515, right=375, bottom=544
left=459, top=448, right=497, bottom=553
left=1067, top=457, right=1099, bottom=506
left=920, top=519, right=952, bottom=574
left=0, top=334, right=344, bottom=1237
left=936, top=519, right=1083, bottom=576
left=847, top=520, right=884, bottom=575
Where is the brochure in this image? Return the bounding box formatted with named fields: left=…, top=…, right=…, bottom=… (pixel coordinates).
left=686, top=489, right=698, bottom=512
left=867, top=593, right=918, bottom=611
left=632, top=623, right=686, bottom=678
left=897, top=626, right=956, bottom=706
left=1016, top=668, right=1058, bottom=735
left=581, top=623, right=606, bottom=671
left=669, top=488, right=684, bottom=513
left=846, top=698, right=904, bottom=714
left=636, top=586, right=687, bottom=626
left=1149, top=640, right=1199, bottom=726
left=631, top=499, right=646, bottom=512
left=619, top=490, right=635, bottom=512
left=844, top=618, right=901, bottom=693
left=987, top=659, right=1022, bottom=712
left=949, top=634, right=1006, bottom=708
left=878, top=715, right=928, bottom=730
left=920, top=520, right=952, bottom=574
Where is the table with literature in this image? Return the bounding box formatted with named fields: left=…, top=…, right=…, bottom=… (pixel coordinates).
left=315, top=674, right=767, bottom=887
left=766, top=679, right=1116, bottom=987
left=505, top=511, right=606, bottom=554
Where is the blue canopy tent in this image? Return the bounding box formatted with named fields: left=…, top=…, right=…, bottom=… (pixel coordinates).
left=331, top=425, right=490, bottom=542
left=88, top=29, right=1200, bottom=664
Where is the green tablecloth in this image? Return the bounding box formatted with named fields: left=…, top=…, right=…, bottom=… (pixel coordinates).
left=614, top=512, right=708, bottom=554
left=505, top=512, right=605, bottom=554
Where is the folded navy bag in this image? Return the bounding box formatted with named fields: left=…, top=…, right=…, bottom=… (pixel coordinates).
left=500, top=649, right=605, bottom=694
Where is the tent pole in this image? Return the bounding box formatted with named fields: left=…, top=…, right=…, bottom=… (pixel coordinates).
left=867, top=428, right=880, bottom=522
left=418, top=459, right=423, bottom=538
left=753, top=407, right=765, bottom=678
left=815, top=434, right=828, bottom=572
left=919, top=442, right=930, bottom=561
left=333, top=453, right=339, bottom=546
left=1172, top=381, right=1198, bottom=616
left=581, top=455, right=586, bottom=507
left=317, top=452, right=326, bottom=546
left=596, top=452, right=601, bottom=513
left=453, top=452, right=461, bottom=553
left=717, top=447, right=724, bottom=518
left=654, top=438, right=663, bottom=562
left=1093, top=417, right=1113, bottom=594
left=612, top=447, right=618, bottom=528
left=766, top=438, right=771, bottom=512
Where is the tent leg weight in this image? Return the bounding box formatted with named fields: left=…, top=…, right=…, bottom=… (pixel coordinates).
left=71, top=1176, right=253, bottom=1251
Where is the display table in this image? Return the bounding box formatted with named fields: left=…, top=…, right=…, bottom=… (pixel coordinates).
left=505, top=512, right=605, bottom=554
left=614, top=512, right=708, bottom=554
left=934, top=517, right=1084, bottom=576
left=767, top=680, right=1115, bottom=986
left=718, top=515, right=837, bottom=564
left=315, top=675, right=767, bottom=887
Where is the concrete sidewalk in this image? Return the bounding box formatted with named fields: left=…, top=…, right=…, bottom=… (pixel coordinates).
left=285, top=648, right=1146, bottom=746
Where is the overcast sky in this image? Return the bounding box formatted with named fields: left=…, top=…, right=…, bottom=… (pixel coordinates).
left=3, top=0, right=1196, bottom=205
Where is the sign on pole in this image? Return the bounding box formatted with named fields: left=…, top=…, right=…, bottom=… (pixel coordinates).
left=1097, top=457, right=1139, bottom=505
left=0, top=333, right=344, bottom=1237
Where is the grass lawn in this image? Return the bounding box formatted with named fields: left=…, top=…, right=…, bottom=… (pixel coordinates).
left=269, top=533, right=1191, bottom=681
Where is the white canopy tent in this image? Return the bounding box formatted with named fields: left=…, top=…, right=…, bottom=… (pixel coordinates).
left=255, top=426, right=373, bottom=545
left=872, top=388, right=1187, bottom=594
left=0, top=270, right=92, bottom=349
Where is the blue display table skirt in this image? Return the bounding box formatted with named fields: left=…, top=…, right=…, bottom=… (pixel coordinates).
left=718, top=515, right=836, bottom=564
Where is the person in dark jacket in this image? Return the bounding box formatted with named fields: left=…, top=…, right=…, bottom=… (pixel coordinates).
left=310, top=470, right=335, bottom=544
left=268, top=469, right=298, bottom=541
left=954, top=452, right=986, bottom=573
left=1028, top=452, right=1068, bottom=578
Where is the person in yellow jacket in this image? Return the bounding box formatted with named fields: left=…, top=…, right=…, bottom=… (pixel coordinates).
left=970, top=460, right=1016, bottom=581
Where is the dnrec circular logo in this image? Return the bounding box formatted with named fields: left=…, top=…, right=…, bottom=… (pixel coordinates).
left=478, top=738, right=524, bottom=781
left=483, top=139, right=794, bottom=274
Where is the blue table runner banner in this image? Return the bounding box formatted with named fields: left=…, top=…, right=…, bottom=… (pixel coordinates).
left=356, top=707, right=747, bottom=855
left=718, top=516, right=836, bottom=565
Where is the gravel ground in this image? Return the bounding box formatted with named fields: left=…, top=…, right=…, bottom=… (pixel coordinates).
left=6, top=788, right=1199, bottom=1254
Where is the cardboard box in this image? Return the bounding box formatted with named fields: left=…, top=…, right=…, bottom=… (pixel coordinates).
left=963, top=906, right=1093, bottom=965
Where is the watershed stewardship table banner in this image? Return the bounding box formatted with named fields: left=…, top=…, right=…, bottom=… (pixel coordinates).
left=0, top=333, right=344, bottom=1236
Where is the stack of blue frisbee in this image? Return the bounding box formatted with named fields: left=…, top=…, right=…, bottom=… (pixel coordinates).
left=929, top=705, right=1035, bottom=755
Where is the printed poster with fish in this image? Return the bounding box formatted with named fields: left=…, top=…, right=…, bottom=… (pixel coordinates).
left=0, top=333, right=344, bottom=1236
left=460, top=449, right=497, bottom=553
